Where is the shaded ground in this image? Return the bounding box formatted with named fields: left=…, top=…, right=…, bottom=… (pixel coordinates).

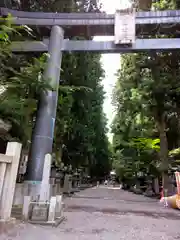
left=2, top=186, right=180, bottom=240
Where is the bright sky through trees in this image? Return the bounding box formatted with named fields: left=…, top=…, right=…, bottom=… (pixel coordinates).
left=94, top=0, right=131, bottom=141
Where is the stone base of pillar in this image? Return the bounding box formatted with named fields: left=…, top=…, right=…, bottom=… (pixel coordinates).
left=30, top=204, right=49, bottom=222
left=28, top=216, right=65, bottom=227
left=22, top=195, right=65, bottom=226
left=13, top=182, right=53, bottom=206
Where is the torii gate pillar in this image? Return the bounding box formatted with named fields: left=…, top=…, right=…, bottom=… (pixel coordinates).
left=26, top=26, right=64, bottom=183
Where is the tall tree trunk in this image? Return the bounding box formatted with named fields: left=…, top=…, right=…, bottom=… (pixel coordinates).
left=156, top=114, right=169, bottom=195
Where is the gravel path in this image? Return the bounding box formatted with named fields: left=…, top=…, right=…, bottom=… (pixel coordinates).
left=2, top=186, right=180, bottom=240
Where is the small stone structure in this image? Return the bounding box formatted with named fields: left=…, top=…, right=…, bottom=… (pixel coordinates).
left=20, top=154, right=65, bottom=226
left=63, top=174, right=72, bottom=195
left=22, top=194, right=65, bottom=226
left=13, top=155, right=70, bottom=206
left=13, top=182, right=64, bottom=206
left=0, top=142, right=22, bottom=222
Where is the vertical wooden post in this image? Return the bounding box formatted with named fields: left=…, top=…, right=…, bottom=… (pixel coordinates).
left=0, top=142, right=22, bottom=220
left=22, top=196, right=31, bottom=221
left=0, top=163, right=6, bottom=199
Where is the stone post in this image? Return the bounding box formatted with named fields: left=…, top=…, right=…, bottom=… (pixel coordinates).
left=0, top=142, right=22, bottom=220
left=39, top=154, right=51, bottom=201
left=48, top=196, right=57, bottom=222
left=55, top=195, right=63, bottom=218
left=22, top=196, right=31, bottom=221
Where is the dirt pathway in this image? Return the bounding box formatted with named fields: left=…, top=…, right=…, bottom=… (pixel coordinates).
left=2, top=186, right=180, bottom=240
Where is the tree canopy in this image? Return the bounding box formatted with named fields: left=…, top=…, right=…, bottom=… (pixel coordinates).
left=112, top=0, right=180, bottom=192
left=0, top=0, right=111, bottom=179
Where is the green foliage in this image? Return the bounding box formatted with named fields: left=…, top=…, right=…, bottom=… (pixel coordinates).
left=169, top=148, right=180, bottom=157
left=58, top=52, right=111, bottom=177
left=130, top=138, right=160, bottom=151
left=0, top=18, right=52, bottom=145
left=112, top=0, right=180, bottom=188
left=0, top=0, right=112, bottom=178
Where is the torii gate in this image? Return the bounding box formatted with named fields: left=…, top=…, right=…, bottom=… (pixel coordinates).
left=1, top=7, right=179, bottom=184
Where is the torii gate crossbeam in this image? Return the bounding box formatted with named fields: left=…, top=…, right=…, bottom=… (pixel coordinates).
left=1, top=8, right=180, bottom=37
left=11, top=38, right=180, bottom=53
left=1, top=7, right=180, bottom=25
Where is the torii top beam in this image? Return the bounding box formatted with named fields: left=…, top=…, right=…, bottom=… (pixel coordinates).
left=11, top=38, right=180, bottom=53
left=1, top=8, right=180, bottom=37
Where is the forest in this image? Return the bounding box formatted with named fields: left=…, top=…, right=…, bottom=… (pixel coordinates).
left=0, top=0, right=111, bottom=180
left=112, top=0, right=180, bottom=195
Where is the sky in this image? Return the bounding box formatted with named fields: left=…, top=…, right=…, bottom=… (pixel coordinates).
left=94, top=0, right=131, bottom=142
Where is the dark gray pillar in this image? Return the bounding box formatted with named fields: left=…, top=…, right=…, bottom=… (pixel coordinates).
left=26, top=26, right=64, bottom=183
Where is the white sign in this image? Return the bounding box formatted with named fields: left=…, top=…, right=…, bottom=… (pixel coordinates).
left=114, top=8, right=136, bottom=45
